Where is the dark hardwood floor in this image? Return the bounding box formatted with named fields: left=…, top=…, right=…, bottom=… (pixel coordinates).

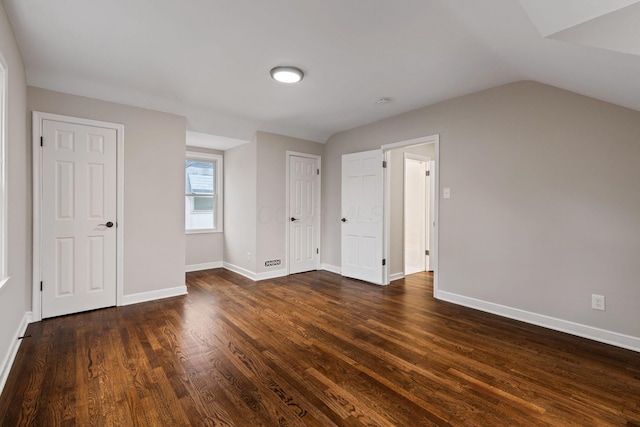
left=1, top=269, right=639, bottom=426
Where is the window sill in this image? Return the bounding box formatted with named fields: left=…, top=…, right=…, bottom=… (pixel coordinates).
left=0, top=276, right=10, bottom=292
left=186, top=229, right=223, bottom=235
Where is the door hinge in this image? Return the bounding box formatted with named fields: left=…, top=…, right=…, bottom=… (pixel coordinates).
left=317, top=169, right=320, bottom=175
left=40, top=281, right=43, bottom=291
left=382, top=259, right=386, bottom=266
left=425, top=250, right=430, bottom=256
left=316, top=248, right=319, bottom=254
left=382, top=161, right=387, bottom=168
left=426, top=170, right=430, bottom=176
left=40, top=136, right=43, bottom=147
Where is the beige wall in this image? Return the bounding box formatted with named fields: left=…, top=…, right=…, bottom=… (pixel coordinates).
left=223, top=138, right=257, bottom=272
left=323, top=81, right=640, bottom=339
left=27, top=87, right=187, bottom=296
left=255, top=131, right=323, bottom=274
left=0, top=2, right=29, bottom=381
left=185, top=146, right=224, bottom=268
left=389, top=143, right=434, bottom=276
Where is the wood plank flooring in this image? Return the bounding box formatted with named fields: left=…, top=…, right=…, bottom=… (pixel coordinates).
left=1, top=269, right=640, bottom=426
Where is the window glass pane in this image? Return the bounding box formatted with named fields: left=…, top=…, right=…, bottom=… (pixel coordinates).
left=185, top=160, right=214, bottom=195
left=186, top=196, right=214, bottom=230
left=193, top=196, right=213, bottom=212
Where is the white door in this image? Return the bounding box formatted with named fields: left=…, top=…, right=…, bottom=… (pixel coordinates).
left=341, top=149, right=384, bottom=285
left=288, top=155, right=320, bottom=274
left=404, top=158, right=426, bottom=275
left=41, top=119, right=117, bottom=318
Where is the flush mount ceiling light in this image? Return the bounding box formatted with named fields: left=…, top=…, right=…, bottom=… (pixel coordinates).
left=270, top=66, right=304, bottom=83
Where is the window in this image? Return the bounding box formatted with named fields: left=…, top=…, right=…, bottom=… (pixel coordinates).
left=185, top=151, right=223, bottom=233
left=0, top=53, right=7, bottom=288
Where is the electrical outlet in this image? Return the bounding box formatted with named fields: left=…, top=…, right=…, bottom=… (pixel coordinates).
left=247, top=252, right=251, bottom=262
left=592, top=294, right=605, bottom=311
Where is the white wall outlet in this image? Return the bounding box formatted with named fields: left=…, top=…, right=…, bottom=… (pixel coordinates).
left=591, top=294, right=605, bottom=311
left=443, top=188, right=451, bottom=199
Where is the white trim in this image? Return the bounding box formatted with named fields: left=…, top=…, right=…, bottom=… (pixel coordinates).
left=185, top=150, right=223, bottom=232
left=320, top=263, right=341, bottom=274
left=223, top=262, right=257, bottom=280
left=0, top=311, right=32, bottom=395
left=389, top=272, right=405, bottom=282
left=32, top=112, right=125, bottom=321
left=383, top=151, right=391, bottom=285
left=381, top=135, right=439, bottom=151
left=435, top=290, right=640, bottom=353
left=382, top=134, right=439, bottom=292
left=186, top=261, right=223, bottom=272
left=256, top=268, right=288, bottom=281
left=0, top=52, right=7, bottom=285
left=285, top=151, right=322, bottom=275
left=121, top=286, right=187, bottom=306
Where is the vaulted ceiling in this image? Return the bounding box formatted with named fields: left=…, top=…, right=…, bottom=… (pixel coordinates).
left=4, top=0, right=640, bottom=144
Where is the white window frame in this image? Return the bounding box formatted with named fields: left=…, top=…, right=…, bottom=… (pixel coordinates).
left=185, top=151, right=223, bottom=233
left=0, top=52, right=8, bottom=290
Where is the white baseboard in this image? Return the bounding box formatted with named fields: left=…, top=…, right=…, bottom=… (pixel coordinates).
left=121, top=285, right=188, bottom=306
left=223, top=262, right=257, bottom=280
left=320, top=263, right=341, bottom=274
left=186, top=261, right=223, bottom=272
left=0, top=311, right=33, bottom=395
left=255, top=269, right=288, bottom=281
left=435, top=290, right=640, bottom=353
left=389, top=272, right=405, bottom=282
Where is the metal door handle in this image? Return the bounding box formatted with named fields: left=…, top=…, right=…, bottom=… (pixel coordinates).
left=290, top=217, right=299, bottom=222
left=99, top=221, right=114, bottom=228
left=341, top=218, right=347, bottom=223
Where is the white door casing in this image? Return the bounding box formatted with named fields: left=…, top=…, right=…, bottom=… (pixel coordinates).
left=33, top=112, right=124, bottom=320
left=428, top=159, right=436, bottom=272
left=288, top=154, right=320, bottom=274
left=341, top=149, right=384, bottom=285
left=404, top=156, right=427, bottom=275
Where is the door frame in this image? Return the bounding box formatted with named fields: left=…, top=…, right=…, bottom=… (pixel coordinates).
left=285, top=151, right=321, bottom=275
left=32, top=111, right=125, bottom=322
left=403, top=153, right=430, bottom=275
left=381, top=134, right=439, bottom=291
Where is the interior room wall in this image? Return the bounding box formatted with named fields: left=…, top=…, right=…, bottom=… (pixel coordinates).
left=185, top=146, right=224, bottom=270
left=389, top=143, right=434, bottom=276
left=223, top=137, right=257, bottom=274
left=27, top=87, right=187, bottom=298
left=255, top=131, right=323, bottom=275
left=322, top=81, right=640, bottom=342
left=0, top=1, right=30, bottom=391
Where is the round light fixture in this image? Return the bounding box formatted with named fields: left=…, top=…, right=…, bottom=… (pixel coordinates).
left=270, top=66, right=304, bottom=84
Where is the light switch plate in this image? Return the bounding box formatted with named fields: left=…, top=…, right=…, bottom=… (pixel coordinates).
left=443, top=188, right=451, bottom=199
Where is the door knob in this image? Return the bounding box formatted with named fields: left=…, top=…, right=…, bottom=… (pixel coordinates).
left=341, top=218, right=347, bottom=223
left=290, top=217, right=299, bottom=222
left=99, top=221, right=114, bottom=228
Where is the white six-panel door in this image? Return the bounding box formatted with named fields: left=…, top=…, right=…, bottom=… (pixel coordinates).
left=404, top=157, right=427, bottom=275
left=288, top=154, right=320, bottom=274
left=341, top=149, right=384, bottom=285
left=41, top=119, right=117, bottom=318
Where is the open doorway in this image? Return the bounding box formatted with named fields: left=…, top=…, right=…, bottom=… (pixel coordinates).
left=382, top=135, right=439, bottom=290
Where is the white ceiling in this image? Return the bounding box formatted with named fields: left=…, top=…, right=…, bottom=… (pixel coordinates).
left=4, top=0, right=640, bottom=144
